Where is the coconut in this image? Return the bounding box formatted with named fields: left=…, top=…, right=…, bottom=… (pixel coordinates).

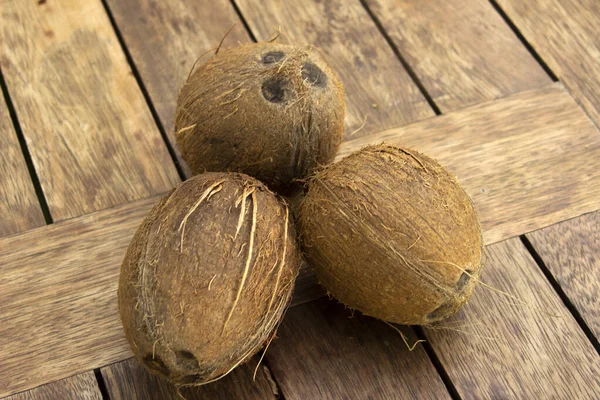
left=118, top=172, right=301, bottom=386
left=174, top=42, right=346, bottom=194
left=298, top=144, right=483, bottom=325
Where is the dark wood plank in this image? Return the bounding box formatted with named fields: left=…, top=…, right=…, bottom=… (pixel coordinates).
left=497, top=0, right=600, bottom=127
left=105, top=0, right=250, bottom=173
left=364, top=0, right=551, bottom=112
left=0, top=0, right=180, bottom=221
left=0, top=92, right=44, bottom=237
left=265, top=298, right=449, bottom=399
left=102, top=358, right=277, bottom=400
left=426, top=238, right=600, bottom=398
left=527, top=213, right=600, bottom=339
left=4, top=372, right=101, bottom=400
left=3, top=85, right=600, bottom=396
left=236, top=0, right=435, bottom=137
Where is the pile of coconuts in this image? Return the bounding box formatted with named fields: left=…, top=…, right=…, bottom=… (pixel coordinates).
left=118, top=40, right=483, bottom=388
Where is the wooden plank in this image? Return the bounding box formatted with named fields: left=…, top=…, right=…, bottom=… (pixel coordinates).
left=496, top=0, right=600, bottom=127
left=495, top=0, right=600, bottom=346
left=4, top=372, right=101, bottom=400
left=235, top=0, right=435, bottom=137
left=339, top=84, right=600, bottom=244
left=104, top=0, right=250, bottom=172
left=425, top=238, right=600, bottom=398
left=0, top=197, right=159, bottom=398
left=265, top=298, right=449, bottom=399
left=2, top=84, right=600, bottom=396
left=0, top=92, right=44, bottom=237
left=364, top=0, right=551, bottom=112
left=527, top=212, right=600, bottom=339
left=0, top=0, right=180, bottom=221
left=102, top=357, right=277, bottom=400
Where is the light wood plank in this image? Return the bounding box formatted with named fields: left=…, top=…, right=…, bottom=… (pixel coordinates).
left=496, top=0, right=600, bottom=128
left=0, top=197, right=159, bottom=398
left=426, top=238, right=600, bottom=398
left=339, top=84, right=600, bottom=244
left=105, top=0, right=250, bottom=173
left=102, top=357, right=277, bottom=400
left=527, top=213, right=600, bottom=339
left=364, top=0, right=550, bottom=111
left=4, top=372, right=101, bottom=400
left=0, top=0, right=180, bottom=221
left=2, top=84, right=599, bottom=396
left=236, top=0, right=435, bottom=137
left=0, top=91, right=44, bottom=237
left=265, top=299, right=449, bottom=399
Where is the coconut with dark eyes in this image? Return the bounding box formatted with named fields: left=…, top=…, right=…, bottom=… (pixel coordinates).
left=174, top=42, right=346, bottom=193
left=298, top=144, right=484, bottom=325
left=118, top=172, right=301, bottom=386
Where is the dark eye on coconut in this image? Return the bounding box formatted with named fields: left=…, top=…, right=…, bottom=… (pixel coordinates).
left=261, top=76, right=286, bottom=103
left=302, top=62, right=327, bottom=87
left=262, top=51, right=285, bottom=64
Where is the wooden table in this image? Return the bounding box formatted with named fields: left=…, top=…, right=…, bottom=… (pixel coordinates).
left=1, top=0, right=599, bottom=398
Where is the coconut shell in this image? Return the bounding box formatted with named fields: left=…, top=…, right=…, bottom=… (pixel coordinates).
left=118, top=172, right=301, bottom=386
left=174, top=42, right=346, bottom=194
left=298, top=144, right=483, bottom=325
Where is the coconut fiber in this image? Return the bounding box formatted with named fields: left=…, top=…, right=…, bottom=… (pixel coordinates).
left=118, top=172, right=301, bottom=386
left=175, top=42, right=346, bottom=193
left=298, top=144, right=483, bottom=325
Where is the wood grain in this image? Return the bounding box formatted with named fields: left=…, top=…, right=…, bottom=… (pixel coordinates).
left=104, top=0, right=250, bottom=172
left=339, top=84, right=600, bottom=244
left=0, top=91, right=44, bottom=237
left=496, top=0, right=600, bottom=127
left=364, top=0, right=550, bottom=112
left=426, top=238, right=600, bottom=398
left=235, top=0, right=435, bottom=137
left=101, top=357, right=277, bottom=400
left=0, top=0, right=180, bottom=221
left=0, top=196, right=160, bottom=398
left=2, top=84, right=599, bottom=396
left=265, top=298, right=449, bottom=399
left=4, top=372, right=101, bottom=400
left=527, top=212, right=600, bottom=339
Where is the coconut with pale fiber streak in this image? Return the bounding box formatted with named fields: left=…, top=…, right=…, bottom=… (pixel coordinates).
left=298, top=144, right=483, bottom=325
left=175, top=42, right=346, bottom=193
left=118, top=172, right=301, bottom=386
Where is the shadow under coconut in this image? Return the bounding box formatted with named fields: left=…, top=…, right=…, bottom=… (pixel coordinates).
left=263, top=298, right=449, bottom=398
left=102, top=357, right=277, bottom=400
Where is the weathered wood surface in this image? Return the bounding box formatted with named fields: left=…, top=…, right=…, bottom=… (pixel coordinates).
left=0, top=0, right=179, bottom=221
left=364, top=0, right=550, bottom=111
left=0, top=91, right=44, bottom=237
left=102, top=357, right=277, bottom=400
left=265, top=299, right=450, bottom=399
left=497, top=0, right=600, bottom=346
left=0, top=197, right=159, bottom=398
left=425, top=238, right=600, bottom=398
left=527, top=213, right=600, bottom=340
left=236, top=0, right=435, bottom=137
left=339, top=84, right=600, bottom=244
left=1, top=85, right=599, bottom=396
left=497, top=0, right=600, bottom=127
left=4, top=372, right=101, bottom=400
left=104, top=0, right=250, bottom=172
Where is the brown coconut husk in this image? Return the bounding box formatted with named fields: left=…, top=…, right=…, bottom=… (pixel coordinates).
left=174, top=42, right=346, bottom=194
left=118, top=172, right=301, bottom=386
left=298, top=144, right=484, bottom=325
